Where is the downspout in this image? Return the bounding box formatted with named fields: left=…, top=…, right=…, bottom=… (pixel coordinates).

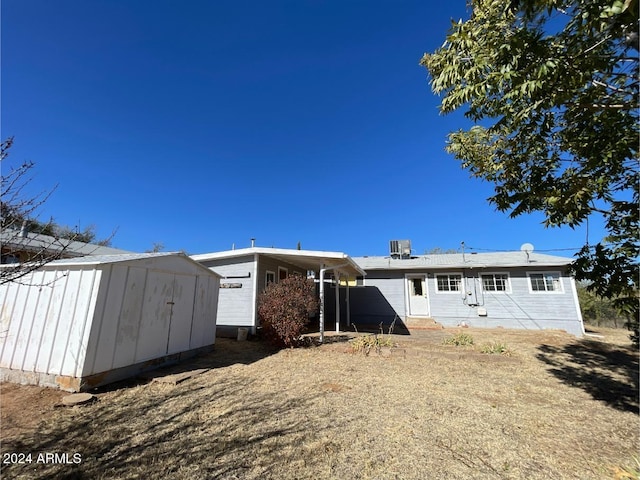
left=251, top=253, right=259, bottom=335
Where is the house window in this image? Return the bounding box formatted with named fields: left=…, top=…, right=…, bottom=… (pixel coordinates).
left=265, top=271, right=275, bottom=286
left=411, top=278, right=424, bottom=296
left=278, top=267, right=288, bottom=281
left=337, top=275, right=365, bottom=287
left=529, top=272, right=562, bottom=292
left=1, top=253, right=20, bottom=264
left=481, top=273, right=510, bottom=292
left=436, top=274, right=462, bottom=292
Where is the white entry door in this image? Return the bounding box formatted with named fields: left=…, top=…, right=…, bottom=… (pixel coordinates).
left=407, top=275, right=429, bottom=316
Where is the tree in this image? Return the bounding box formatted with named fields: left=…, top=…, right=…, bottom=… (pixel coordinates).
left=1, top=138, right=112, bottom=284
left=421, top=0, right=639, bottom=343
left=257, top=274, right=319, bottom=347
left=576, top=281, right=628, bottom=328
left=425, top=247, right=460, bottom=254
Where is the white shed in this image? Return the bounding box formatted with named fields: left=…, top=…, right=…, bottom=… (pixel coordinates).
left=0, top=252, right=220, bottom=391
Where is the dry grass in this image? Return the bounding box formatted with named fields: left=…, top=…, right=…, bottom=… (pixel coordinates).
left=1, top=326, right=638, bottom=479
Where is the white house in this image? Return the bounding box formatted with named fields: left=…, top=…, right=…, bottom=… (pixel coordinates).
left=192, top=247, right=365, bottom=339
left=336, top=249, right=585, bottom=336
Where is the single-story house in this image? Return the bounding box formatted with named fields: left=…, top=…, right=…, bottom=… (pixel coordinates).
left=0, top=226, right=130, bottom=264
left=191, top=247, right=365, bottom=339
left=0, top=252, right=220, bottom=391
left=336, top=250, right=585, bottom=336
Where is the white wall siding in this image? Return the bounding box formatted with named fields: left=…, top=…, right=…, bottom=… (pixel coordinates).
left=426, top=268, right=583, bottom=335
left=0, top=268, right=101, bottom=376
left=85, top=265, right=219, bottom=374
left=348, top=266, right=584, bottom=336
left=189, top=274, right=219, bottom=349
left=200, top=256, right=255, bottom=327
left=114, top=266, right=151, bottom=368
left=24, top=271, right=58, bottom=373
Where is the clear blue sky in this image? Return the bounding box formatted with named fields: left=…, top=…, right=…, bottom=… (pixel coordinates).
left=2, top=0, right=604, bottom=257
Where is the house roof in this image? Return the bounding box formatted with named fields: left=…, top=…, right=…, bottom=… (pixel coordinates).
left=353, top=251, right=574, bottom=270
left=41, top=252, right=221, bottom=277
left=191, top=247, right=366, bottom=277
left=49, top=251, right=175, bottom=265
left=0, top=229, right=131, bottom=257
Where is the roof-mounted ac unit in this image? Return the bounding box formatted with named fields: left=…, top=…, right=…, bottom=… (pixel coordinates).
left=390, top=240, right=411, bottom=259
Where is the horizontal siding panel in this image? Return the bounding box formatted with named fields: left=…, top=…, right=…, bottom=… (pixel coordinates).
left=200, top=256, right=255, bottom=327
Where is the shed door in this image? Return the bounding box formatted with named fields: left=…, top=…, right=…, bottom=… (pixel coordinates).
left=136, top=272, right=174, bottom=362
left=407, top=275, right=429, bottom=317
left=166, top=274, right=197, bottom=354
left=134, top=272, right=200, bottom=362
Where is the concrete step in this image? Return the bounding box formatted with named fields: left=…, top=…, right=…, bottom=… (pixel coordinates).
left=405, top=317, right=444, bottom=330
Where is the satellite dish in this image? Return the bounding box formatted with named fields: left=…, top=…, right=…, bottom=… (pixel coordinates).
left=520, top=243, right=534, bottom=253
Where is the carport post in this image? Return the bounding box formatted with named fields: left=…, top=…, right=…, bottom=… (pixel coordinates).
left=335, top=272, right=340, bottom=333
left=319, top=264, right=326, bottom=343
left=346, top=282, right=350, bottom=327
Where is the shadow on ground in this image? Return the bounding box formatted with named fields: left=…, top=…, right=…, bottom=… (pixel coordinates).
left=536, top=339, right=639, bottom=414
left=91, top=337, right=279, bottom=394
left=2, top=372, right=338, bottom=479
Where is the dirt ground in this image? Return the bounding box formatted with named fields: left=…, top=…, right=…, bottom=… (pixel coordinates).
left=1, top=326, right=638, bottom=479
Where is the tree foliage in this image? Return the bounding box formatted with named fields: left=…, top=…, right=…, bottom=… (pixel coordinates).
left=577, top=281, right=628, bottom=327
left=421, top=0, right=639, bottom=342
left=257, top=274, right=319, bottom=348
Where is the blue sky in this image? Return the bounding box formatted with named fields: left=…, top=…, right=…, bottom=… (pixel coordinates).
left=2, top=0, right=604, bottom=257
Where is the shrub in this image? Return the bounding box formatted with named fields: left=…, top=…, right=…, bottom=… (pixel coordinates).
left=257, top=274, right=318, bottom=348
left=480, top=342, right=512, bottom=356
left=442, top=332, right=474, bottom=346
left=350, top=334, right=396, bottom=356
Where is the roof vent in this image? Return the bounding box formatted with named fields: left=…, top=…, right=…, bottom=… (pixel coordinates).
left=390, top=240, right=411, bottom=259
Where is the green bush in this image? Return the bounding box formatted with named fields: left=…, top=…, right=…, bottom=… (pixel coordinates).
left=257, top=274, right=318, bottom=348
left=443, top=332, right=474, bottom=346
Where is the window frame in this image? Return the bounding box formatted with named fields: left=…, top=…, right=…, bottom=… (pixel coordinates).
left=480, top=272, right=511, bottom=293
left=435, top=273, right=463, bottom=293
left=527, top=271, right=564, bottom=293
left=278, top=267, right=288, bottom=282
left=265, top=270, right=275, bottom=286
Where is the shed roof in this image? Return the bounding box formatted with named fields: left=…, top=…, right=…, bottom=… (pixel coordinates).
left=353, top=251, right=574, bottom=270
left=192, top=247, right=366, bottom=277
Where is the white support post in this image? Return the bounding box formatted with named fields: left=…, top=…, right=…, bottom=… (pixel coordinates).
left=346, top=281, right=350, bottom=327
left=319, top=265, right=325, bottom=343
left=335, top=272, right=340, bottom=333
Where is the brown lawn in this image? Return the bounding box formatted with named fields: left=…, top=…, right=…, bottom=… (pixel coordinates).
left=1, top=326, right=638, bottom=479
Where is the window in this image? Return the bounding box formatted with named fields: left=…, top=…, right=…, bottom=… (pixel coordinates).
left=1, top=253, right=20, bottom=264
left=278, top=267, right=288, bottom=281
left=338, top=275, right=365, bottom=287
left=529, top=272, right=562, bottom=292
left=481, top=273, right=510, bottom=292
left=265, top=271, right=275, bottom=286
left=411, top=278, right=424, bottom=296
left=436, top=274, right=462, bottom=292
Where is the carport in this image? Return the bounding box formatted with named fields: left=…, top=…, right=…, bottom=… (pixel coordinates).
left=192, top=247, right=365, bottom=341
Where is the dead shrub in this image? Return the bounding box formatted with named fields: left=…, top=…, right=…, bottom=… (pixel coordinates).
left=257, top=274, right=318, bottom=348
